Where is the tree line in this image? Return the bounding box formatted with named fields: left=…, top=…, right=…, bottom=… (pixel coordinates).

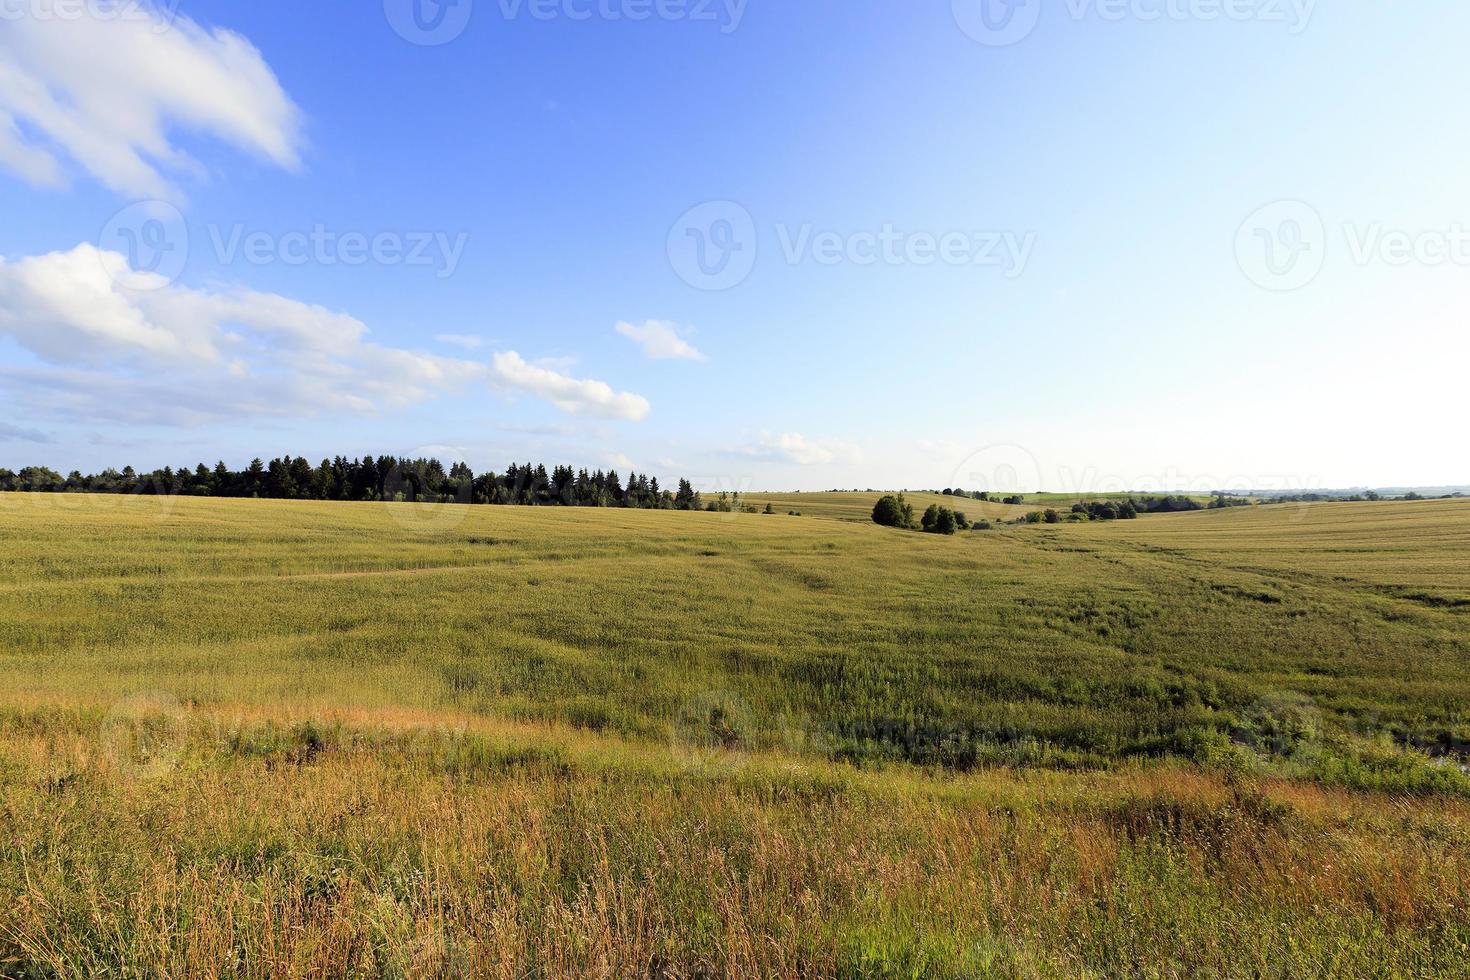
left=0, top=457, right=709, bottom=510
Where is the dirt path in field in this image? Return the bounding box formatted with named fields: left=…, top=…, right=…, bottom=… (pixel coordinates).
left=279, top=564, right=494, bottom=581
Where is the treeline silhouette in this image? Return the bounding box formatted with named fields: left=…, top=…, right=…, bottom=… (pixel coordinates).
left=0, top=457, right=707, bottom=510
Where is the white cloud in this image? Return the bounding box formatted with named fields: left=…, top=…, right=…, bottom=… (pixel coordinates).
left=615, top=319, right=706, bottom=361
left=0, top=244, right=651, bottom=425
left=489, top=351, right=650, bottom=421
left=0, top=4, right=302, bottom=199
left=436, top=333, right=485, bottom=350
left=729, top=432, right=863, bottom=466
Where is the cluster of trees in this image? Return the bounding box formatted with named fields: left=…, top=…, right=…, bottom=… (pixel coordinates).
left=942, top=488, right=1025, bottom=504
left=1264, top=491, right=1463, bottom=503
left=1019, top=495, right=1254, bottom=525
left=872, top=494, right=972, bottom=535
left=0, top=457, right=710, bottom=511
left=1068, top=500, right=1140, bottom=521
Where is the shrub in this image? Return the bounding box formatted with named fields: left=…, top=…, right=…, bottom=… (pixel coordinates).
left=872, top=494, right=915, bottom=529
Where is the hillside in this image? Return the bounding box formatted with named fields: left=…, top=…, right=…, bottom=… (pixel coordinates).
left=0, top=493, right=1466, bottom=975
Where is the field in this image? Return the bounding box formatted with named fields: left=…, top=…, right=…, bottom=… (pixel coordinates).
left=1, top=492, right=1467, bottom=977
left=738, top=490, right=1216, bottom=524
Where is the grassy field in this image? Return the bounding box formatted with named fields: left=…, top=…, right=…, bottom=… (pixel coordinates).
left=1, top=492, right=1467, bottom=976
left=738, top=490, right=1217, bottom=524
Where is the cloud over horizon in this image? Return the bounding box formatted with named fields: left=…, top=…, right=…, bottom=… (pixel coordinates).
left=728, top=432, right=863, bottom=467
left=0, top=244, right=651, bottom=425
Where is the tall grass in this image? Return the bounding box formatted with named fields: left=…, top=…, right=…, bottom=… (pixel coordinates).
left=0, top=493, right=1467, bottom=975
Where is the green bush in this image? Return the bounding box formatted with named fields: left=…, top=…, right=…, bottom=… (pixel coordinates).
left=872, top=494, right=915, bottom=529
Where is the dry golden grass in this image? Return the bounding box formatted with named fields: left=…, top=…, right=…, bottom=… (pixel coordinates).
left=1, top=492, right=1467, bottom=976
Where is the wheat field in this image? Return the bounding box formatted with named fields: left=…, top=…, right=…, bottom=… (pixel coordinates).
left=1, top=492, right=1467, bottom=977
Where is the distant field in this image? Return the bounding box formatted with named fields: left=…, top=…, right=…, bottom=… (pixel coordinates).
left=741, top=489, right=1220, bottom=524
left=1, top=492, right=1467, bottom=976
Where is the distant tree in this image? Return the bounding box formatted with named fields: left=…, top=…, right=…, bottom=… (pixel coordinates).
left=1044, top=509, right=1061, bottom=524
left=872, top=494, right=915, bottom=529
left=933, top=507, right=959, bottom=535
left=674, top=478, right=700, bottom=511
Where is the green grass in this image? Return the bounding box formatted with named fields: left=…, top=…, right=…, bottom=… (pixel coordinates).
left=0, top=492, right=1467, bottom=975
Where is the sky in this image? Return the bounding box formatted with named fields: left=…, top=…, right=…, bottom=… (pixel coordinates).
left=0, top=0, right=1466, bottom=494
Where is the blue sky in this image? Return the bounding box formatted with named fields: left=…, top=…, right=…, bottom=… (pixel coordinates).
left=0, top=1, right=1465, bottom=492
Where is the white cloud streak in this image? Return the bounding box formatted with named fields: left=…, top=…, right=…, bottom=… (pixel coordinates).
left=728, top=432, right=863, bottom=466
left=0, top=3, right=303, bottom=199
left=490, top=351, right=650, bottom=421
